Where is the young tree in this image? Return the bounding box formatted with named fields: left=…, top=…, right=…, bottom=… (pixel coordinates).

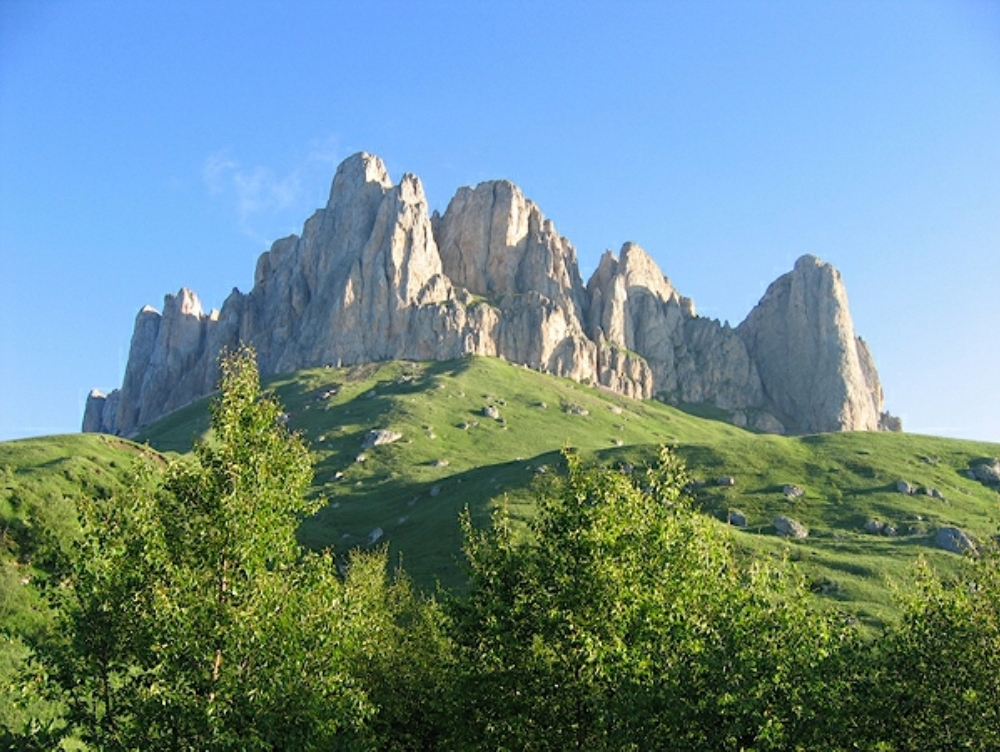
left=843, top=553, right=1000, bottom=751
left=449, top=448, right=852, bottom=750
left=31, top=347, right=372, bottom=749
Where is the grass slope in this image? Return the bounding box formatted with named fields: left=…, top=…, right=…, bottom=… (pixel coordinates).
left=0, top=433, right=154, bottom=734
left=135, top=356, right=1000, bottom=627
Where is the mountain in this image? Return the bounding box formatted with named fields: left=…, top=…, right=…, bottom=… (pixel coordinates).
left=83, top=152, right=896, bottom=437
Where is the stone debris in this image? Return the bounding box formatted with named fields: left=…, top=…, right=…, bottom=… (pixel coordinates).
left=864, top=519, right=897, bottom=536
left=968, top=460, right=1000, bottom=484
left=727, top=510, right=747, bottom=527
left=362, top=429, right=402, bottom=449
left=935, top=526, right=978, bottom=556
left=774, top=515, right=809, bottom=539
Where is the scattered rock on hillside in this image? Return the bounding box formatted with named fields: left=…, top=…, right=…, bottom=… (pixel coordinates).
left=864, top=519, right=897, bottom=536
left=896, top=480, right=915, bottom=495
left=935, top=526, right=978, bottom=556
left=783, top=484, right=804, bottom=499
left=367, top=527, right=384, bottom=546
left=362, top=429, right=402, bottom=449
left=968, top=460, right=1000, bottom=485
left=774, top=515, right=809, bottom=539
left=879, top=412, right=903, bottom=432
left=727, top=510, right=747, bottom=528
left=483, top=405, right=500, bottom=420
left=717, top=476, right=736, bottom=487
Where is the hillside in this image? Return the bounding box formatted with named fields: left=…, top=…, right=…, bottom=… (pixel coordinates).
left=137, top=355, right=1000, bottom=627
left=0, top=433, right=159, bottom=733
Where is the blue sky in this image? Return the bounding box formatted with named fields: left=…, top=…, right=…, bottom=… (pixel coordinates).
left=1, top=0, right=998, bottom=442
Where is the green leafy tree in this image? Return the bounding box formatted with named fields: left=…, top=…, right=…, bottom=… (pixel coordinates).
left=842, top=552, right=1000, bottom=751
left=29, top=347, right=373, bottom=749
left=338, top=550, right=455, bottom=751
left=449, top=448, right=852, bottom=750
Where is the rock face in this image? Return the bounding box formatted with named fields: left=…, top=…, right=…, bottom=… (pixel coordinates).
left=736, top=255, right=884, bottom=433
left=84, top=152, right=892, bottom=438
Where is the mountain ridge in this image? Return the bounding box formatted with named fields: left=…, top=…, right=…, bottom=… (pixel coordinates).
left=84, top=152, right=896, bottom=437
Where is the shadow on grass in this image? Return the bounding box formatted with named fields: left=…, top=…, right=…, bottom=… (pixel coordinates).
left=298, top=450, right=566, bottom=593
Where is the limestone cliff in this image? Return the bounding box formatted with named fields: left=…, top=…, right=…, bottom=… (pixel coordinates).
left=736, top=255, right=884, bottom=433
left=85, top=152, right=892, bottom=437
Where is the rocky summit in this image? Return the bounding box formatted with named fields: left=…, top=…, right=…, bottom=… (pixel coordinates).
left=84, top=152, right=897, bottom=437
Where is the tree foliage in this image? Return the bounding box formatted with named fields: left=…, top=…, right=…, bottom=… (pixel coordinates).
left=28, top=347, right=374, bottom=749
left=450, top=448, right=852, bottom=750
left=839, top=554, right=1000, bottom=751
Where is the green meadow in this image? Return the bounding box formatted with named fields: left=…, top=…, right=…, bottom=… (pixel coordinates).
left=136, top=355, right=1000, bottom=626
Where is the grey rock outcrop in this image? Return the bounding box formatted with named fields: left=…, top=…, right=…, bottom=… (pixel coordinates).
left=362, top=429, right=403, bottom=449
left=935, top=526, right=978, bottom=556
left=969, top=460, right=1000, bottom=485
left=586, top=243, right=763, bottom=415
left=84, top=152, right=891, bottom=439
left=774, top=515, right=809, bottom=539
left=736, top=255, right=884, bottom=433
left=82, top=389, right=120, bottom=434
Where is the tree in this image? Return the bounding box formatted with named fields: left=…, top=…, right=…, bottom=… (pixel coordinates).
left=449, top=448, right=852, bottom=750
left=842, top=553, right=1000, bottom=751
left=30, top=347, right=372, bottom=749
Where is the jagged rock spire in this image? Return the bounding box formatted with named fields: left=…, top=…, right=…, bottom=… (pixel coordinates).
left=85, top=153, right=892, bottom=438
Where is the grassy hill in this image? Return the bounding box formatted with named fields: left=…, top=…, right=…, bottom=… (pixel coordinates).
left=0, top=433, right=158, bottom=734
left=1, top=355, right=997, bottom=640
left=134, top=355, right=1000, bottom=627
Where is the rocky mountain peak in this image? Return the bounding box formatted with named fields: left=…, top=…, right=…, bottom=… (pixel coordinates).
left=435, top=180, right=587, bottom=319
left=328, top=151, right=392, bottom=205
left=618, top=242, right=679, bottom=304
left=84, top=153, right=894, bottom=438
left=736, top=254, right=883, bottom=433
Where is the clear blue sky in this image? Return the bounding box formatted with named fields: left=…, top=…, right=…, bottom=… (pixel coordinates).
left=1, top=1, right=998, bottom=443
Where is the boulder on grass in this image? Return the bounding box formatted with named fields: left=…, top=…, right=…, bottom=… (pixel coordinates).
left=774, top=515, right=809, bottom=539
left=935, top=527, right=978, bottom=557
